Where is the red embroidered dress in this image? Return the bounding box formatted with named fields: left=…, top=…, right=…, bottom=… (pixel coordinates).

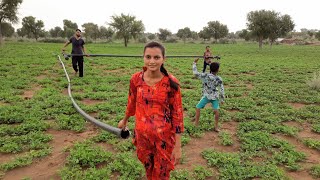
left=125, top=71, right=184, bottom=180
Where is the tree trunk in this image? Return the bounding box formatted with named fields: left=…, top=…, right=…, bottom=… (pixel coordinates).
left=259, top=36, right=263, bottom=49
left=0, top=21, right=3, bottom=46
left=124, top=38, right=128, bottom=47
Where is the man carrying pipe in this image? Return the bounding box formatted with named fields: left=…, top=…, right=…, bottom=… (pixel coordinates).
left=61, top=29, right=88, bottom=77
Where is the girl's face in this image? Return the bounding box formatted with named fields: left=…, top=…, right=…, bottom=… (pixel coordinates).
left=143, top=47, right=165, bottom=72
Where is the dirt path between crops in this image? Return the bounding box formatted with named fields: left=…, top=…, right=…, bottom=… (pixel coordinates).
left=1, top=121, right=240, bottom=180
left=2, top=123, right=102, bottom=180
left=2, top=118, right=319, bottom=180
left=176, top=121, right=240, bottom=174
left=274, top=121, right=320, bottom=180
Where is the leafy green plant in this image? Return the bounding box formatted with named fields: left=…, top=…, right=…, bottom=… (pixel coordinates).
left=193, top=165, right=214, bottom=180
left=66, top=141, right=113, bottom=168
left=59, top=165, right=112, bottom=180
left=312, top=124, right=320, bottom=133
left=170, top=169, right=192, bottom=180
left=303, top=139, right=320, bottom=150
left=310, top=165, right=320, bottom=178
left=0, top=148, right=51, bottom=171
left=108, top=152, right=144, bottom=180
left=218, top=131, right=233, bottom=146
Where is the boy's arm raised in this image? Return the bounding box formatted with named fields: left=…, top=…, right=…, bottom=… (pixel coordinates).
left=192, top=58, right=206, bottom=79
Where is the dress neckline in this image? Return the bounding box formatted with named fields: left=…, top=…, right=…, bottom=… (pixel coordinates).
left=142, top=72, right=165, bottom=87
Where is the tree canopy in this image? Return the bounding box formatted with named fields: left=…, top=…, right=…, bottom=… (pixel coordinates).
left=198, top=21, right=228, bottom=42
left=0, top=22, right=14, bottom=37
left=49, top=26, right=63, bottom=38
left=109, top=13, right=145, bottom=47
left=82, top=22, right=99, bottom=41
left=0, top=0, right=22, bottom=44
left=177, top=27, right=192, bottom=43
left=247, top=10, right=294, bottom=48
left=18, top=16, right=45, bottom=40
left=206, top=21, right=229, bottom=41
left=158, top=28, right=172, bottom=42
left=63, top=19, right=78, bottom=38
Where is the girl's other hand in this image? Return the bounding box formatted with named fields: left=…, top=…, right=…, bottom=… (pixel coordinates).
left=118, top=119, right=127, bottom=129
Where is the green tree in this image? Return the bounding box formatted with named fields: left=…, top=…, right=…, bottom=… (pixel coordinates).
left=307, top=31, right=314, bottom=38
left=147, top=33, right=156, bottom=40
left=176, top=27, right=192, bottom=43
left=206, top=21, right=229, bottom=42
left=109, top=13, right=145, bottom=47
left=63, top=19, right=78, bottom=38
left=131, top=20, right=144, bottom=42
left=99, top=26, right=114, bottom=40
left=16, top=26, right=26, bottom=37
left=0, top=22, right=14, bottom=37
left=191, top=31, right=198, bottom=40
left=199, top=27, right=211, bottom=42
left=158, top=28, right=171, bottom=41
left=268, top=14, right=294, bottom=46
left=20, top=16, right=45, bottom=40
left=0, top=0, right=22, bottom=44
left=247, top=10, right=294, bottom=48
left=238, top=29, right=253, bottom=41
left=316, top=31, right=320, bottom=41
left=49, top=26, right=63, bottom=38
left=82, top=22, right=99, bottom=41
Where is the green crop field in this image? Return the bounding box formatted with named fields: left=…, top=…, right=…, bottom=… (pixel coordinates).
left=0, top=42, right=320, bottom=180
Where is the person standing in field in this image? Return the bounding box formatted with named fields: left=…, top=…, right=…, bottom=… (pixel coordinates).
left=193, top=58, right=225, bottom=132
left=202, top=46, right=212, bottom=73
left=61, top=29, right=87, bottom=77
left=118, top=41, right=184, bottom=180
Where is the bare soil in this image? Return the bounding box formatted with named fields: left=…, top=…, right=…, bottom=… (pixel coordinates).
left=2, top=118, right=319, bottom=180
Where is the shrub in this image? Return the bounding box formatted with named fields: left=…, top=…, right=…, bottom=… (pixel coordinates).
left=307, top=71, right=320, bottom=90
left=218, top=38, right=229, bottom=44
left=165, top=38, right=178, bottom=43
left=38, top=38, right=66, bottom=43
left=310, top=165, right=320, bottom=178
left=138, top=37, right=147, bottom=43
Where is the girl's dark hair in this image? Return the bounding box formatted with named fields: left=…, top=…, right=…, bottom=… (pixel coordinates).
left=210, top=62, right=220, bottom=73
left=144, top=41, right=179, bottom=91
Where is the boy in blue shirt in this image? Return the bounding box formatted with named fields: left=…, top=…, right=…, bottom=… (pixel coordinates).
left=193, top=58, right=225, bottom=132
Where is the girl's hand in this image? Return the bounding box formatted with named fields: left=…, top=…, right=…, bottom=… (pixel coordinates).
left=172, top=146, right=181, bottom=165
left=171, top=134, right=182, bottom=165
left=194, top=58, right=199, bottom=63
left=118, top=119, right=128, bottom=130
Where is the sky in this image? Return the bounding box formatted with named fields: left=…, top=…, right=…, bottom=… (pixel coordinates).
left=14, top=0, right=319, bottom=33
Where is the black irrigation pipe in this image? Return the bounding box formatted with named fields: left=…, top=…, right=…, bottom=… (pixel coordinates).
left=63, top=53, right=220, bottom=60
left=57, top=55, right=130, bottom=139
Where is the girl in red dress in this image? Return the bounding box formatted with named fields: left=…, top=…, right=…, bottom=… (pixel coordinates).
left=118, top=41, right=184, bottom=180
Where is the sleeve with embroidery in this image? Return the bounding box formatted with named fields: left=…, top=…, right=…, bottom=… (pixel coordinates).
left=125, top=75, right=137, bottom=116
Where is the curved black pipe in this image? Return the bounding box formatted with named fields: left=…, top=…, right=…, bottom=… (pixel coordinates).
left=57, top=55, right=130, bottom=139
